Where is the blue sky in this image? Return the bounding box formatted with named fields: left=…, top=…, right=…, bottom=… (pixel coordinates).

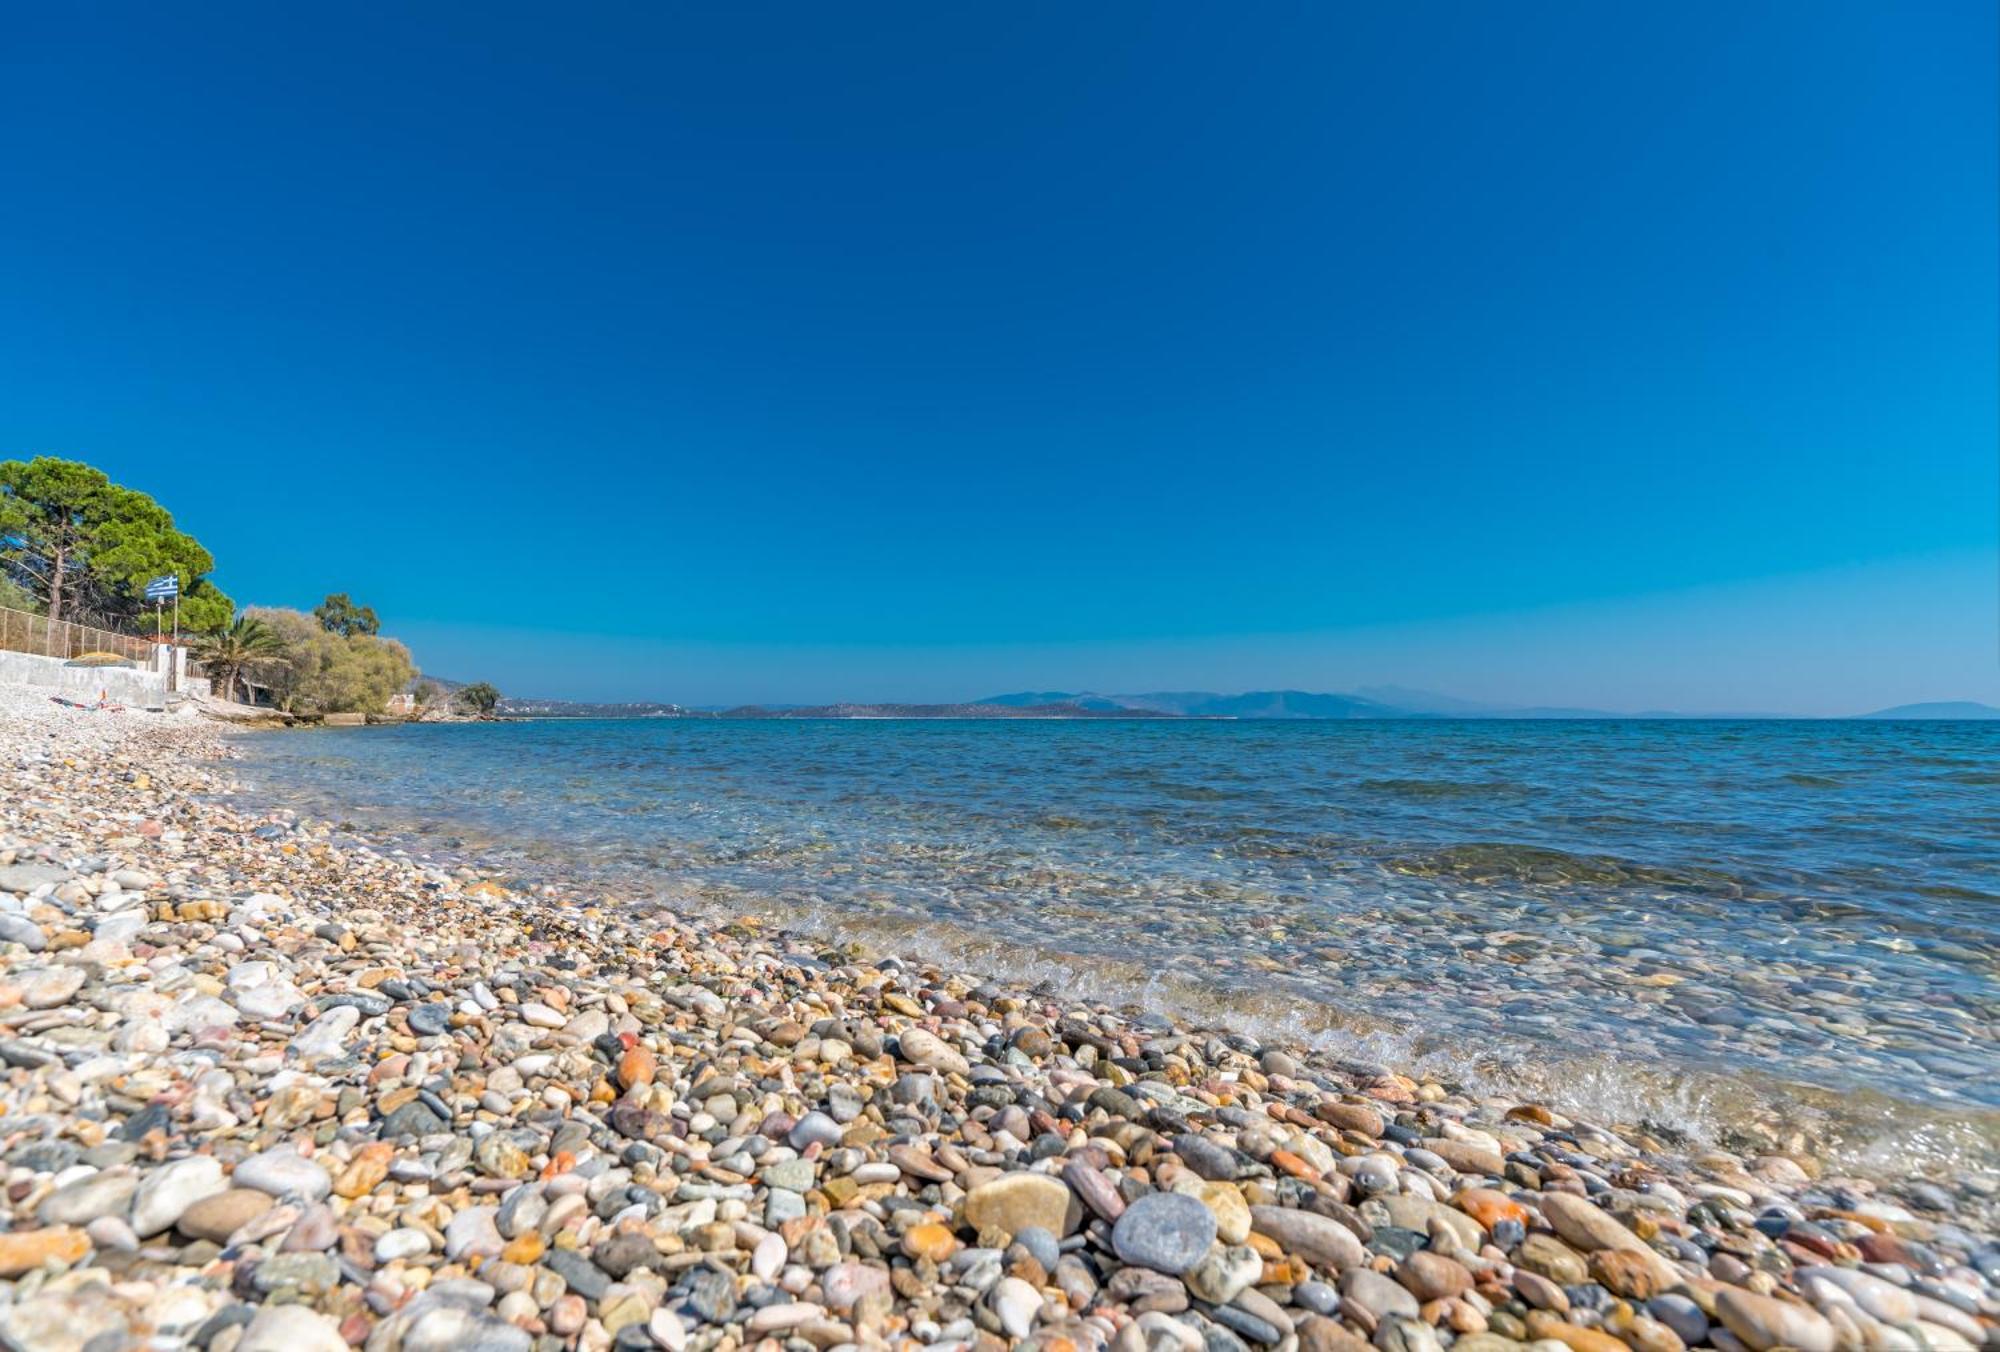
left=3, top=4, right=1994, bottom=712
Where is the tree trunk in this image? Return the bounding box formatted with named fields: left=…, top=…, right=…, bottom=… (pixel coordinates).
left=46, top=543, right=65, bottom=623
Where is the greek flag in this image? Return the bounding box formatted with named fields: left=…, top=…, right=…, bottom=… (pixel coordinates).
left=144, top=575, right=179, bottom=600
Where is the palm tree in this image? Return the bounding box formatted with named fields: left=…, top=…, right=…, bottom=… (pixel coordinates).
left=193, top=615, right=287, bottom=705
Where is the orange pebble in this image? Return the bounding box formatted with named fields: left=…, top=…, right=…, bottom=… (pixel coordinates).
left=1454, top=1187, right=1530, bottom=1232
left=618, top=1046, right=657, bottom=1090
left=900, top=1222, right=960, bottom=1263
left=1269, top=1149, right=1319, bottom=1180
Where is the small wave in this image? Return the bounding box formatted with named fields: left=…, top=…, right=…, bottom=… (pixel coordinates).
left=1153, top=783, right=1230, bottom=801
left=653, top=893, right=1999, bottom=1205
left=1782, top=772, right=1842, bottom=788
left=1385, top=841, right=1750, bottom=893
left=1359, top=778, right=1532, bottom=799
left=1913, top=882, right=2000, bottom=903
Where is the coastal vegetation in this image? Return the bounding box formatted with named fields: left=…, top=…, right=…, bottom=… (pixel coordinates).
left=0, top=455, right=231, bottom=631
left=313, top=591, right=380, bottom=637
left=189, top=614, right=288, bottom=706
left=0, top=456, right=507, bottom=717
left=242, top=605, right=415, bottom=715
left=454, top=680, right=501, bottom=716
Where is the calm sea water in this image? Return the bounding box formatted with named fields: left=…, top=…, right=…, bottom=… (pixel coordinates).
left=230, top=718, right=2000, bottom=1170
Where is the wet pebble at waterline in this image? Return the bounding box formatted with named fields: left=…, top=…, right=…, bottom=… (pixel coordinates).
left=1, top=689, right=1998, bottom=1350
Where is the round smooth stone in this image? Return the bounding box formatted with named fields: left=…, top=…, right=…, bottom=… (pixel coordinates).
left=1111, top=1191, right=1217, bottom=1275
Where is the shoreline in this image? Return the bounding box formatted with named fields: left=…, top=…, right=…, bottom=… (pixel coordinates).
left=216, top=723, right=2000, bottom=1176
left=1, top=687, right=1994, bottom=1351
left=203, top=750, right=2000, bottom=1199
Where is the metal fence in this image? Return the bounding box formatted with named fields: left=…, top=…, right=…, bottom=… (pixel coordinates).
left=0, top=604, right=164, bottom=665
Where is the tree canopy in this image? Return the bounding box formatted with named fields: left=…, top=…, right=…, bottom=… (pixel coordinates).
left=455, top=681, right=501, bottom=716
left=0, top=456, right=232, bottom=631
left=314, top=592, right=381, bottom=638
left=245, top=607, right=417, bottom=714
left=2, top=458, right=487, bottom=711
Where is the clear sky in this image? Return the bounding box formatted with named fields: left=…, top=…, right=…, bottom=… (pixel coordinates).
left=4, top=4, right=1994, bottom=713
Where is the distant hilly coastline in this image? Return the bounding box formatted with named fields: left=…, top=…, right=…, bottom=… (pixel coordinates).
left=493, top=698, right=1181, bottom=720
left=1855, top=701, right=2000, bottom=721
left=490, top=688, right=2000, bottom=721
left=984, top=690, right=2000, bottom=720
left=724, top=701, right=1182, bottom=720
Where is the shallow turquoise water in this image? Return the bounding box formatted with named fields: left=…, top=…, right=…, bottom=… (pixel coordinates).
left=231, top=718, right=2000, bottom=1133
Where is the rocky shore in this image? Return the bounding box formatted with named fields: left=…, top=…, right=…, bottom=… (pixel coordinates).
left=0, top=686, right=1994, bottom=1352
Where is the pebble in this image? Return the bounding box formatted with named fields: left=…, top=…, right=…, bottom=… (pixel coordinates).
left=0, top=1226, right=90, bottom=1276
left=444, top=1206, right=504, bottom=1261
left=1250, top=1205, right=1366, bottom=1271
left=1295, top=1280, right=1341, bottom=1316
left=129, top=1155, right=226, bottom=1235
left=1714, top=1286, right=1837, bottom=1352
left=37, top=1171, right=138, bottom=1226
left=989, top=1275, right=1043, bottom=1338
left=1646, top=1293, right=1709, bottom=1345
left=16, top=965, right=84, bottom=1008
left=545, top=1245, right=611, bottom=1300
left=288, top=1004, right=358, bottom=1060
left=787, top=1110, right=842, bottom=1149
left=374, top=1226, right=433, bottom=1261
left=647, top=1308, right=687, bottom=1350
left=1339, top=1267, right=1421, bottom=1321
left=234, top=1303, right=350, bottom=1352
left=965, top=1170, right=1079, bottom=1239
left=1013, top=1223, right=1061, bottom=1272
left=745, top=1301, right=819, bottom=1333
left=0, top=912, right=47, bottom=950
left=234, top=1146, right=333, bottom=1201
left=1186, top=1242, right=1263, bottom=1304
left=1112, top=1191, right=1218, bottom=1274
left=178, top=1187, right=274, bottom=1242
left=1397, top=1249, right=1473, bottom=1302
left=898, top=1025, right=970, bottom=1076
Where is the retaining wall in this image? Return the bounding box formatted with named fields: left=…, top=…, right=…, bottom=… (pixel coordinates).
left=0, top=650, right=172, bottom=709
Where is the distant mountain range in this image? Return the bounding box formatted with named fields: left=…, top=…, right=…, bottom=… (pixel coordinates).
left=981, top=689, right=2000, bottom=721
left=722, top=701, right=1179, bottom=720
left=497, top=699, right=693, bottom=718
left=978, top=688, right=1682, bottom=719
left=982, top=689, right=1401, bottom=718
left=492, top=697, right=1178, bottom=720
left=485, top=687, right=2000, bottom=721
left=1855, top=701, right=2000, bottom=720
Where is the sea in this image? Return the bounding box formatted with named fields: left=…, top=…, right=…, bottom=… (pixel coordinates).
left=227, top=716, right=2000, bottom=1181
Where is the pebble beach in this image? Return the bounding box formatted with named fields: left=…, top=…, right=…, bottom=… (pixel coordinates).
left=1, top=688, right=1995, bottom=1352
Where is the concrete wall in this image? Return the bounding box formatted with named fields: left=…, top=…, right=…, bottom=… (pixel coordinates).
left=0, top=650, right=171, bottom=709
